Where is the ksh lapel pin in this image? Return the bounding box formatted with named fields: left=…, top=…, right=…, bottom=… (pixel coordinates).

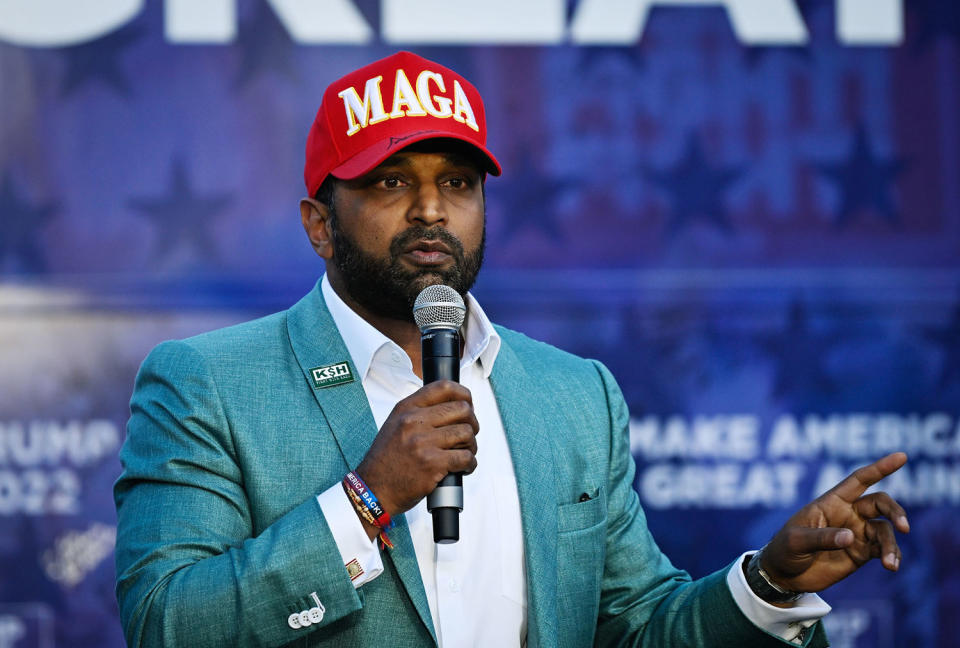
left=310, top=362, right=354, bottom=389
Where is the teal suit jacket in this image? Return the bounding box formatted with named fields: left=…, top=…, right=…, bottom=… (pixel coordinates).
left=115, top=283, right=827, bottom=647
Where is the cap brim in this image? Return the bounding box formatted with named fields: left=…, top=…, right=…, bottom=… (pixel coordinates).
left=330, top=129, right=501, bottom=181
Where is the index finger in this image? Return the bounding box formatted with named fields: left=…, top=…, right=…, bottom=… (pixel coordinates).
left=829, top=452, right=908, bottom=502
left=408, top=380, right=473, bottom=407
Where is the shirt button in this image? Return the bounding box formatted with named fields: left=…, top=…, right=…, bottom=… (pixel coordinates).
left=448, top=579, right=460, bottom=593
left=391, top=351, right=403, bottom=364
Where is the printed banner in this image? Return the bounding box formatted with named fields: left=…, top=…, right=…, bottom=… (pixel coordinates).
left=2, top=1, right=958, bottom=646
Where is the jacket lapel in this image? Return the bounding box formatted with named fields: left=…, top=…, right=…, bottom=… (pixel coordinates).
left=490, top=336, right=558, bottom=648
left=286, top=283, right=438, bottom=644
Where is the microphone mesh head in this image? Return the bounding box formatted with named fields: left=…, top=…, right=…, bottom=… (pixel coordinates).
left=413, top=285, right=466, bottom=332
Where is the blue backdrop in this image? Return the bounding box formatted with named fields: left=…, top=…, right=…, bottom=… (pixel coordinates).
left=1, top=1, right=958, bottom=646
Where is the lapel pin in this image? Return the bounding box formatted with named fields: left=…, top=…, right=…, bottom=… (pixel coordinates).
left=310, top=362, right=354, bottom=389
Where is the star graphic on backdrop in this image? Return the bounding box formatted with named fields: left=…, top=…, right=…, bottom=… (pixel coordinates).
left=817, top=126, right=906, bottom=228
left=600, top=304, right=699, bottom=416
left=759, top=300, right=839, bottom=399
left=644, top=136, right=742, bottom=236
left=59, top=26, right=143, bottom=98
left=233, top=1, right=299, bottom=89
left=128, top=158, right=231, bottom=263
left=0, top=174, right=58, bottom=273
left=492, top=153, right=567, bottom=243
left=921, top=297, right=960, bottom=390
left=910, top=0, right=960, bottom=52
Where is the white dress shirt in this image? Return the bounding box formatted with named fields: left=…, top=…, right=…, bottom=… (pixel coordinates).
left=316, top=275, right=526, bottom=647
left=315, top=274, right=829, bottom=646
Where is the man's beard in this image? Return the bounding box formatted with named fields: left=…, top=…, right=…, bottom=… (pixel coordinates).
left=328, top=216, right=485, bottom=322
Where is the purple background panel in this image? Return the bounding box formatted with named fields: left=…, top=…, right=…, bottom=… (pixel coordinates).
left=2, top=1, right=959, bottom=646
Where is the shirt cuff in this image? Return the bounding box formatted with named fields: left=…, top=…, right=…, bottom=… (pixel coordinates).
left=316, top=482, right=384, bottom=588
left=727, top=551, right=832, bottom=644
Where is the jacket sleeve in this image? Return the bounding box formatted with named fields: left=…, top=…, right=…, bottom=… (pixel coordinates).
left=114, top=340, right=362, bottom=647
left=590, top=361, right=829, bottom=648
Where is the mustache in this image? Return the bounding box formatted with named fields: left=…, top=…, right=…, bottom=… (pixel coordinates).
left=389, top=226, right=465, bottom=262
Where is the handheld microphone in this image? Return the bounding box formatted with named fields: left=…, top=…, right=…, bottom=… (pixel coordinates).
left=413, top=284, right=467, bottom=544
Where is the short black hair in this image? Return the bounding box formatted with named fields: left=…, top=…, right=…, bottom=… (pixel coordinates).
left=314, top=175, right=338, bottom=206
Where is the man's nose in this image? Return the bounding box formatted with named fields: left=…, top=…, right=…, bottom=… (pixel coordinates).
left=407, top=183, right=446, bottom=226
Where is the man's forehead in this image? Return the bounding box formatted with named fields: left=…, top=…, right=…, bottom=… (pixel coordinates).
left=374, top=142, right=486, bottom=173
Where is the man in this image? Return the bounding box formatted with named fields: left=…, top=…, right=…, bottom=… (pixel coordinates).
left=114, top=51, right=909, bottom=647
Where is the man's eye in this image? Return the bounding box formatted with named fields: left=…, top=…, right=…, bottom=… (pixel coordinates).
left=378, top=176, right=403, bottom=189
left=446, top=177, right=467, bottom=189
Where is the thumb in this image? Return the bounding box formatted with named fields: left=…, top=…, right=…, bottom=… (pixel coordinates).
left=787, top=527, right=854, bottom=554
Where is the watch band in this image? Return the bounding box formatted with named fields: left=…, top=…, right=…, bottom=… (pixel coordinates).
left=745, top=548, right=803, bottom=604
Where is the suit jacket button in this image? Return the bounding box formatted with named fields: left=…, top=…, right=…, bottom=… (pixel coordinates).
left=288, top=613, right=302, bottom=629
left=299, top=611, right=313, bottom=627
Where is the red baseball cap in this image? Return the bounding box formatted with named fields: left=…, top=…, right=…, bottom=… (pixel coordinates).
left=304, top=51, right=502, bottom=197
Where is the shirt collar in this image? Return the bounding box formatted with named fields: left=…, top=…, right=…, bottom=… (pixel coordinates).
left=461, top=292, right=501, bottom=379
left=321, top=274, right=501, bottom=381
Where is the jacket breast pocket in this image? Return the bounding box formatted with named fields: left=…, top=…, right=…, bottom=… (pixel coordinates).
left=557, top=488, right=606, bottom=533
left=556, top=487, right=606, bottom=648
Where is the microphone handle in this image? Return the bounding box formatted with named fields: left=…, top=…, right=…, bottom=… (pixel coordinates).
left=422, top=329, right=462, bottom=544
left=421, top=329, right=459, bottom=383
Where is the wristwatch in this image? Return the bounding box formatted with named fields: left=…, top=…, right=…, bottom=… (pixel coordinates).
left=745, top=548, right=803, bottom=604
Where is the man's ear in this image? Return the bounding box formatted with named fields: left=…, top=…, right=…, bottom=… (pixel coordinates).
left=300, top=197, right=334, bottom=260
